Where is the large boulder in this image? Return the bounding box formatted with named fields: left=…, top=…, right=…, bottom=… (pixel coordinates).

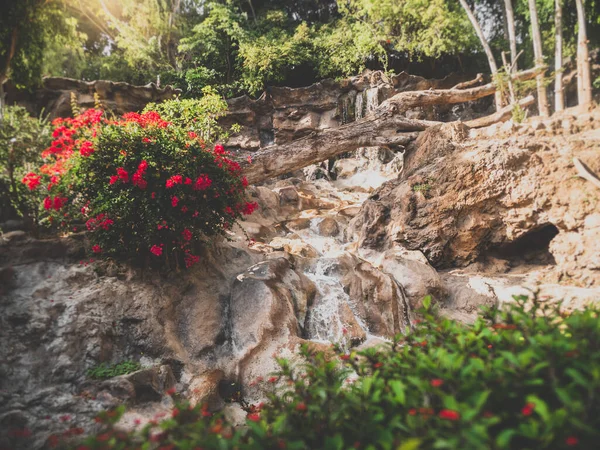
left=349, top=112, right=600, bottom=287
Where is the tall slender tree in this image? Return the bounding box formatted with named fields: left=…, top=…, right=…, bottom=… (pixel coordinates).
left=555, top=0, right=564, bottom=111
left=503, top=0, right=518, bottom=72
left=527, top=0, right=549, bottom=116
left=575, top=0, right=593, bottom=106
left=458, top=0, right=503, bottom=110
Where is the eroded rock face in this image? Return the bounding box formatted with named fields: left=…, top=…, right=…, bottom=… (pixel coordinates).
left=350, top=111, right=600, bottom=287
left=6, top=78, right=180, bottom=119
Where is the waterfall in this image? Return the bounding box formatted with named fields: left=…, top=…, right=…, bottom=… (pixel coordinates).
left=355, top=91, right=365, bottom=120
left=365, top=87, right=380, bottom=114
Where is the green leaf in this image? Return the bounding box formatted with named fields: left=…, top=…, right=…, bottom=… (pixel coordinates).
left=397, top=438, right=421, bottom=450
left=389, top=380, right=406, bottom=405
left=496, top=429, right=516, bottom=448
left=422, top=296, right=432, bottom=311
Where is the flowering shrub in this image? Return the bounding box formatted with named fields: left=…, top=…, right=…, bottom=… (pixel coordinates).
left=22, top=101, right=256, bottom=267
left=0, top=105, right=52, bottom=230
left=59, top=295, right=600, bottom=449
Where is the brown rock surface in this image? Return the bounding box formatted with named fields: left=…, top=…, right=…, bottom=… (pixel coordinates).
left=350, top=110, right=600, bottom=287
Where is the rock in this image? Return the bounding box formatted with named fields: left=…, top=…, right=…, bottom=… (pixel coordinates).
left=229, top=258, right=312, bottom=403
left=124, top=365, right=176, bottom=403
left=349, top=114, right=600, bottom=286
left=317, top=217, right=340, bottom=237
left=269, top=237, right=320, bottom=258
left=6, top=77, right=179, bottom=119
left=285, top=218, right=312, bottom=231
left=339, top=254, right=412, bottom=337
left=276, top=186, right=299, bottom=205
left=338, top=205, right=361, bottom=218
left=333, top=159, right=360, bottom=178
left=188, top=370, right=225, bottom=409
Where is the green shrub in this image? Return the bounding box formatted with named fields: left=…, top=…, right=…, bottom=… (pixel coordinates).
left=0, top=105, right=52, bottom=230
left=65, top=295, right=600, bottom=449
left=86, top=361, right=142, bottom=380
left=23, top=98, right=255, bottom=268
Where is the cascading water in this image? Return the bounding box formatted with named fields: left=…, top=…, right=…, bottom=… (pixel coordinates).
left=365, top=87, right=380, bottom=114
left=294, top=218, right=368, bottom=349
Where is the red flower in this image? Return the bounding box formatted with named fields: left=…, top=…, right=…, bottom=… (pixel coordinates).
left=242, top=201, right=258, bottom=215
left=193, top=175, right=212, bottom=191
left=79, top=140, right=94, bottom=157
left=165, top=387, right=176, bottom=395
left=247, top=413, right=260, bottom=422
left=22, top=172, right=41, bottom=190
left=109, top=175, right=118, bottom=185
left=171, top=196, right=179, bottom=207
left=521, top=402, right=535, bottom=416
left=340, top=354, right=350, bottom=361
left=151, top=192, right=156, bottom=199
left=566, top=436, right=579, bottom=446
left=438, top=409, right=460, bottom=421
left=150, top=245, right=163, bottom=256
left=295, top=402, right=307, bottom=411
left=117, top=167, right=129, bottom=182
left=92, top=245, right=102, bottom=254
left=166, top=174, right=183, bottom=189
left=373, top=362, right=383, bottom=369
left=268, top=376, right=278, bottom=383
left=182, top=229, right=192, bottom=241
left=142, top=137, right=152, bottom=143
left=184, top=177, right=192, bottom=185
left=247, top=155, right=252, bottom=164
left=430, top=379, right=444, bottom=387
left=188, top=131, right=198, bottom=139
left=214, top=144, right=225, bottom=155
left=408, top=409, right=417, bottom=416
left=43, top=197, right=53, bottom=210
left=172, top=408, right=180, bottom=418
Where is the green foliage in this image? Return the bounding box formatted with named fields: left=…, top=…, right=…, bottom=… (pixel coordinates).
left=339, top=0, right=476, bottom=60
left=86, top=361, right=142, bottom=380
left=67, top=295, right=600, bottom=449
left=0, top=106, right=52, bottom=228
left=144, top=88, right=233, bottom=142
left=412, top=182, right=432, bottom=193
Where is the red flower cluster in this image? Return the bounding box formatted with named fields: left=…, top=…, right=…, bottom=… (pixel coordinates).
left=86, top=213, right=113, bottom=231
left=22, top=172, right=41, bottom=190
left=132, top=160, right=148, bottom=189
left=122, top=111, right=170, bottom=128
left=438, top=409, right=460, bottom=421
left=184, top=253, right=200, bottom=268
left=194, top=175, right=212, bottom=191
left=242, top=201, right=258, bottom=215
left=430, top=379, right=444, bottom=387
left=41, top=109, right=104, bottom=178
left=150, top=244, right=164, bottom=256
left=79, top=140, right=94, bottom=157
left=44, top=196, right=68, bottom=211
left=521, top=402, right=535, bottom=416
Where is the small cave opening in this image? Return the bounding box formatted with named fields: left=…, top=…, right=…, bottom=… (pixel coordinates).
left=491, top=224, right=559, bottom=265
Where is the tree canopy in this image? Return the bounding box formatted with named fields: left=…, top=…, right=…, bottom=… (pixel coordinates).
left=0, top=0, right=599, bottom=97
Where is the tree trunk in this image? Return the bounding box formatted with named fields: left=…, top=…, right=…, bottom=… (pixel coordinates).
left=575, top=0, right=593, bottom=106
left=555, top=0, right=565, bottom=111
left=242, top=70, right=540, bottom=184
left=503, top=0, right=518, bottom=72
left=458, top=0, right=503, bottom=110
left=528, top=0, right=550, bottom=116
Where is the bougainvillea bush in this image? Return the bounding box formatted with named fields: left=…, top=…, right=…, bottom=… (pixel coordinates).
left=57, top=296, right=600, bottom=449
left=21, top=97, right=256, bottom=268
